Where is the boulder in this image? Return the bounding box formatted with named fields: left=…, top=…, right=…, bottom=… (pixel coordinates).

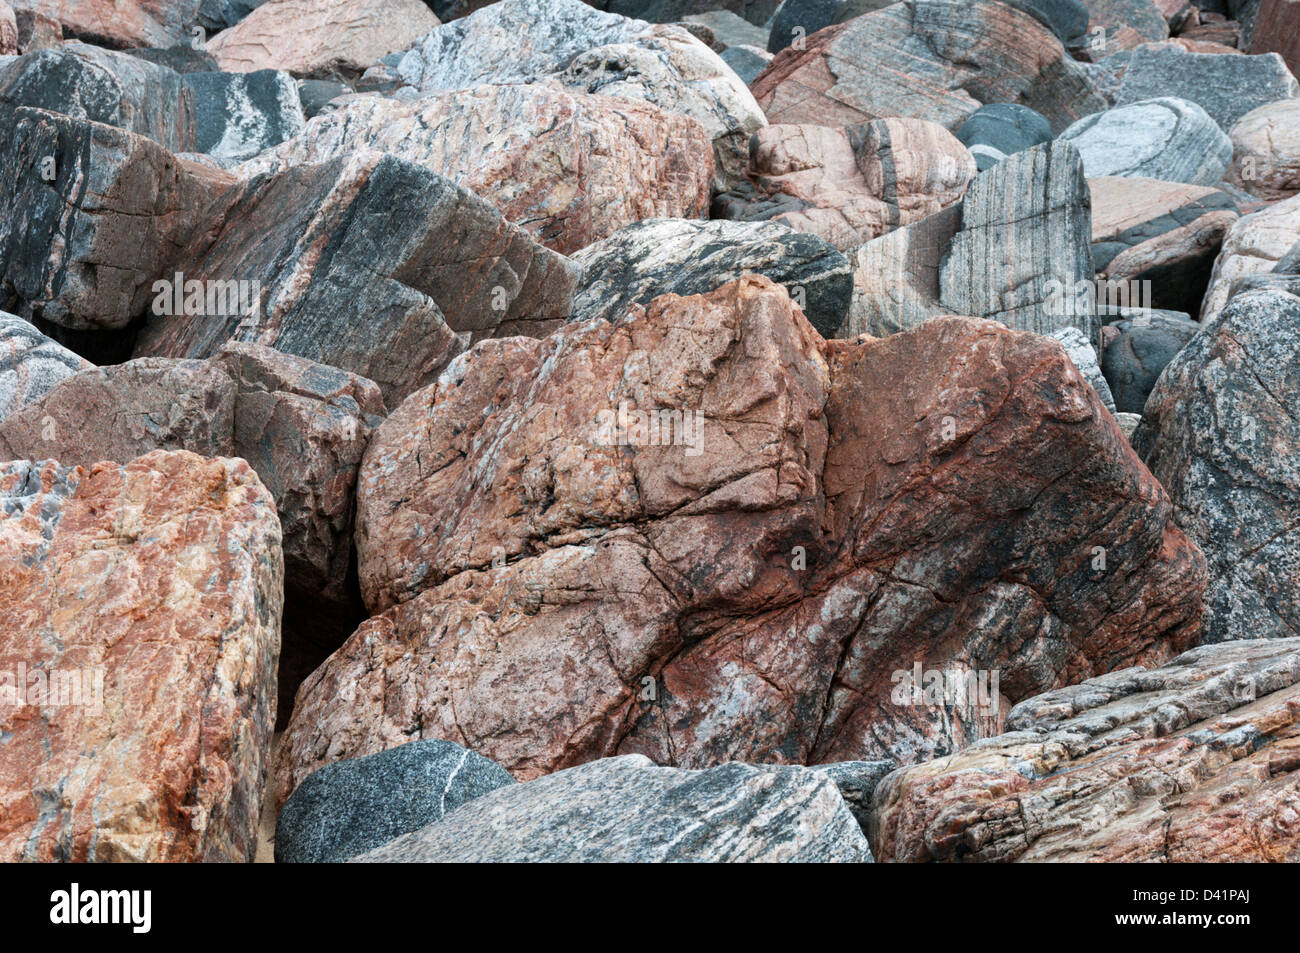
left=1075, top=0, right=1169, bottom=55
left=1227, top=98, right=1300, bottom=201
left=1051, top=326, right=1116, bottom=413
left=126, top=45, right=220, bottom=73
left=1099, top=307, right=1200, bottom=412
left=1247, top=0, right=1300, bottom=77
left=1059, top=97, right=1232, bottom=185
left=275, top=276, right=1204, bottom=793
left=0, top=313, right=91, bottom=421
left=1200, top=192, right=1300, bottom=322
left=197, top=0, right=269, bottom=32
left=12, top=7, right=60, bottom=52
left=7, top=0, right=200, bottom=49
left=955, top=103, right=1052, bottom=172
left=750, top=0, right=1106, bottom=134
left=681, top=9, right=768, bottom=49
left=768, top=0, right=845, bottom=52
left=0, top=2, right=15, bottom=53
left=597, top=0, right=782, bottom=24
left=871, top=638, right=1300, bottom=862
left=237, top=86, right=713, bottom=255
left=719, top=44, right=772, bottom=83
left=0, top=451, right=282, bottom=861
left=181, top=69, right=305, bottom=165
left=275, top=739, right=515, bottom=863
left=1134, top=289, right=1300, bottom=641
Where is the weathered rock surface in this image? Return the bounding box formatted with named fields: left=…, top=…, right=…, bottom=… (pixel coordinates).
left=1051, top=326, right=1116, bottom=413
left=12, top=7, right=60, bottom=53
left=8, top=0, right=200, bottom=49
left=569, top=218, right=853, bottom=336
left=1100, top=307, right=1200, bottom=412
left=813, top=760, right=895, bottom=836
left=751, top=0, right=1106, bottom=134
left=133, top=152, right=578, bottom=405
left=276, top=739, right=514, bottom=863
left=0, top=450, right=282, bottom=862
left=127, top=45, right=220, bottom=74
left=1246, top=0, right=1300, bottom=77
left=0, top=313, right=91, bottom=421
left=1200, top=192, right=1300, bottom=322
left=768, top=0, right=845, bottom=52
left=354, top=756, right=870, bottom=862
left=207, top=0, right=439, bottom=79
left=238, top=86, right=713, bottom=255
left=1059, top=97, right=1232, bottom=185
left=1076, top=0, right=1169, bottom=54
left=955, top=103, right=1052, bottom=172
left=711, top=118, right=975, bottom=252
left=182, top=69, right=305, bottom=164
left=275, top=276, right=1204, bottom=793
left=0, top=2, right=16, bottom=53
left=871, top=638, right=1300, bottom=862
left=1226, top=99, right=1300, bottom=201
left=1134, top=289, right=1300, bottom=641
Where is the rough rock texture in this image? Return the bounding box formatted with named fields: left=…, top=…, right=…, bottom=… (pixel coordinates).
left=8, top=0, right=200, bottom=49
left=0, top=313, right=91, bottom=420
left=1100, top=307, right=1200, bottom=413
left=1051, top=326, right=1116, bottom=413
left=955, top=103, right=1052, bottom=172
left=207, top=0, right=439, bottom=79
left=1200, top=193, right=1300, bottom=322
left=354, top=756, right=870, bottom=862
left=1060, top=97, right=1232, bottom=185
left=1089, top=176, right=1239, bottom=317
left=182, top=69, right=305, bottom=164
left=0, top=2, right=15, bottom=53
left=813, top=760, right=895, bottom=836
left=750, top=0, right=1107, bottom=134
left=13, top=8, right=61, bottom=53
left=711, top=118, right=976, bottom=252
left=1226, top=99, right=1300, bottom=201
left=1134, top=289, right=1300, bottom=642
left=276, top=739, right=515, bottom=863
left=274, top=276, right=1204, bottom=796
left=596, top=0, right=783, bottom=24
left=938, top=141, right=1097, bottom=336
left=768, top=0, right=845, bottom=52
left=128, top=45, right=221, bottom=74
left=569, top=218, right=852, bottom=336
left=134, top=152, right=578, bottom=405
left=0, top=451, right=282, bottom=862
left=1114, top=45, right=1300, bottom=131
left=394, top=0, right=765, bottom=188
left=871, top=638, right=1300, bottom=862
left=719, top=44, right=771, bottom=84
left=1077, top=0, right=1169, bottom=53
left=238, top=86, right=713, bottom=255
left=0, top=107, right=236, bottom=331
left=1246, top=0, right=1300, bottom=77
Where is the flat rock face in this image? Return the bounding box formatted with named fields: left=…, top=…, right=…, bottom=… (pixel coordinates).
left=0, top=107, right=235, bottom=331
left=939, top=140, right=1097, bottom=336
left=1246, top=0, right=1300, bottom=77
left=1227, top=98, right=1300, bottom=201
left=133, top=151, right=578, bottom=405
left=0, top=313, right=91, bottom=420
left=1060, top=97, right=1232, bottom=185
left=207, top=0, right=439, bottom=78
left=0, top=450, right=282, bottom=862
left=1100, top=308, right=1200, bottom=412
left=353, top=756, right=871, bottom=862
left=182, top=69, right=305, bottom=164
left=751, top=0, right=1106, bottom=134
left=711, top=118, right=976, bottom=252
left=1200, top=192, right=1300, bottom=322
left=1114, top=45, right=1300, bottom=131
left=239, top=86, right=713, bottom=255
left=1089, top=176, right=1239, bottom=317
left=871, top=638, right=1300, bottom=862
left=276, top=739, right=515, bottom=863
left=394, top=0, right=765, bottom=188
left=275, top=276, right=1203, bottom=795
left=9, top=0, right=200, bottom=49
left=955, top=103, right=1052, bottom=172
left=1134, top=289, right=1300, bottom=642
left=569, top=218, right=853, bottom=336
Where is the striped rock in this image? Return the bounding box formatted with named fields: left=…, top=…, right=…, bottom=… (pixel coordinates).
left=1059, top=97, right=1232, bottom=185
left=1227, top=98, right=1300, bottom=201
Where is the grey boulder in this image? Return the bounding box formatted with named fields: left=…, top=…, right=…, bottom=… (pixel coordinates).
left=0, top=313, right=91, bottom=421
left=1059, top=98, right=1232, bottom=185
left=1101, top=308, right=1200, bottom=413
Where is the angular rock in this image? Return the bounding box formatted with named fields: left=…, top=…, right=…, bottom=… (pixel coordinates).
left=1247, top=0, right=1300, bottom=77
left=751, top=0, right=1106, bottom=134
left=719, top=44, right=772, bottom=83
left=0, top=313, right=91, bottom=421
left=182, top=69, right=305, bottom=165
left=1134, top=289, right=1300, bottom=641
left=955, top=103, right=1052, bottom=172
left=871, top=638, right=1300, bottom=862
left=1059, top=97, right=1232, bottom=185
left=681, top=9, right=768, bottom=48
left=276, top=276, right=1204, bottom=791
left=570, top=218, right=852, bottom=336
left=134, top=152, right=578, bottom=405
left=1099, top=307, right=1199, bottom=413
left=8, top=0, right=200, bottom=49
left=0, top=451, right=282, bottom=861
left=0, top=2, right=15, bottom=53
left=1076, top=0, right=1169, bottom=55
left=238, top=85, right=713, bottom=255
left=1114, top=45, right=1299, bottom=131
left=276, top=740, right=515, bottom=863
left=198, top=0, right=269, bottom=32
left=768, top=0, right=845, bottom=52
left=812, top=760, right=895, bottom=836
left=1051, top=326, right=1116, bottom=413
left=207, top=0, right=439, bottom=79
left=296, top=78, right=351, bottom=118
left=355, top=756, right=869, bottom=862
left=1227, top=98, right=1300, bottom=201
left=127, top=45, right=220, bottom=74
left=12, top=7, right=60, bottom=53
left=1200, top=192, right=1300, bottom=322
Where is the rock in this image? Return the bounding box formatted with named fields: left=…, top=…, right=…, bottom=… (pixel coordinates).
left=127, top=45, right=220, bottom=73
left=182, top=69, right=305, bottom=164
left=1116, top=410, right=1141, bottom=438
left=1059, top=97, right=1232, bottom=185
left=1089, top=176, right=1239, bottom=317
left=719, top=43, right=771, bottom=83
left=133, top=152, right=578, bottom=405
left=275, top=276, right=1204, bottom=792
left=812, top=760, right=895, bottom=836
left=1075, top=0, right=1168, bottom=55
left=0, top=2, right=15, bottom=53
left=751, top=0, right=1106, bottom=134
left=570, top=218, right=853, bottom=336
left=296, top=78, right=351, bottom=118
left=871, top=638, right=1300, bottom=862
left=0, top=450, right=282, bottom=861
left=395, top=0, right=765, bottom=189
left=768, top=0, right=844, bottom=53
left=275, top=739, right=515, bottom=863
left=955, top=103, right=1052, bottom=172
left=13, top=8, right=60, bottom=52
left=238, top=86, right=713, bottom=255
left=1226, top=99, right=1300, bottom=201
left=829, top=0, right=894, bottom=21
left=0, top=313, right=91, bottom=420
left=938, top=141, right=1097, bottom=337
left=0, top=107, right=236, bottom=331
left=1051, top=326, right=1116, bottom=413
left=711, top=118, right=975, bottom=252
left=7, top=0, right=200, bottom=49
left=1200, top=192, right=1300, bottom=322
left=681, top=9, right=768, bottom=48
left=1177, top=19, right=1241, bottom=47
left=598, top=0, right=782, bottom=24
left=1114, top=45, right=1300, bottom=131
left=355, top=755, right=869, bottom=862
left=1099, top=308, right=1200, bottom=412
left=1134, top=289, right=1300, bottom=641
left=198, top=0, right=269, bottom=31
left=207, top=0, right=439, bottom=79
left=1247, top=0, right=1300, bottom=77
left=843, top=205, right=961, bottom=336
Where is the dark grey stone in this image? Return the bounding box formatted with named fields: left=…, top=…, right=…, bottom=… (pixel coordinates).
left=197, top=0, right=269, bottom=32
left=768, top=0, right=845, bottom=52
left=1100, top=308, right=1199, bottom=413
left=126, top=45, right=220, bottom=74
left=297, top=79, right=353, bottom=119
left=813, top=760, right=895, bottom=838
left=720, top=44, right=772, bottom=84
left=956, top=103, right=1052, bottom=171
left=182, top=69, right=305, bottom=164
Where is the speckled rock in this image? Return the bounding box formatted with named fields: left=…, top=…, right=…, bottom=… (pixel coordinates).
left=1227, top=99, right=1300, bottom=201
left=0, top=313, right=91, bottom=421
left=7, top=0, right=200, bottom=49
left=1200, top=192, right=1300, bottom=322
left=1100, top=307, right=1200, bottom=413
left=1059, top=97, right=1232, bottom=185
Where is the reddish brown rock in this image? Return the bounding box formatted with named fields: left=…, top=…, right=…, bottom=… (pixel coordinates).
left=0, top=451, right=282, bottom=861
left=1248, top=0, right=1300, bottom=76
left=274, top=276, right=1204, bottom=802
left=8, top=0, right=198, bottom=49
left=12, top=7, right=60, bottom=52
left=712, top=118, right=976, bottom=252
left=0, top=2, right=16, bottom=53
